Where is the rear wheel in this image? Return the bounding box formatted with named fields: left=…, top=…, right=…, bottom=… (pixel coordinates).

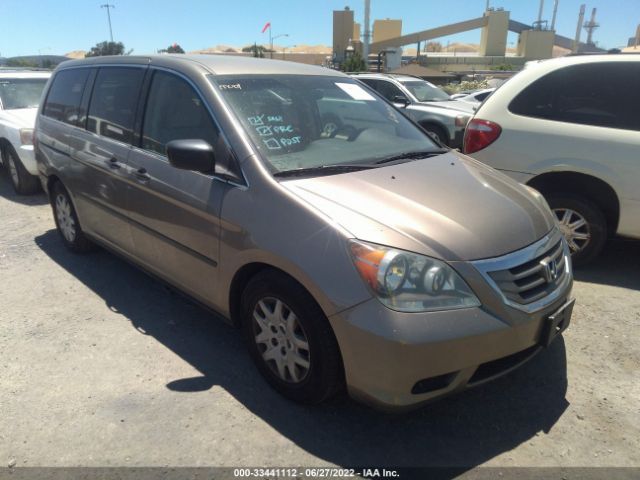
left=547, top=194, right=607, bottom=266
left=51, top=182, right=95, bottom=253
left=240, top=270, right=344, bottom=404
left=2, top=146, right=39, bottom=195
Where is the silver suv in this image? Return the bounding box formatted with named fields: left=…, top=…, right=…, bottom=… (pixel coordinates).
left=35, top=55, right=573, bottom=410
left=353, top=73, right=475, bottom=148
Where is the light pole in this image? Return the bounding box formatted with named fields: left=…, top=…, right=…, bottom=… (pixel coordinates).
left=270, top=33, right=288, bottom=59
left=101, top=4, right=115, bottom=42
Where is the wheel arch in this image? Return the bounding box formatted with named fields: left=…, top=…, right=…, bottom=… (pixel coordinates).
left=417, top=120, right=450, bottom=144
left=527, top=171, right=620, bottom=235
left=228, top=262, right=329, bottom=329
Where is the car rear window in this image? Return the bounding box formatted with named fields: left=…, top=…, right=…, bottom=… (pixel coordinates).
left=508, top=62, right=640, bottom=131
left=0, top=78, right=48, bottom=110
left=42, top=68, right=91, bottom=126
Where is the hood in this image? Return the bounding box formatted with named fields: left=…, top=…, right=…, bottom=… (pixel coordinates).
left=0, top=108, right=37, bottom=128
left=282, top=152, right=555, bottom=261
left=417, top=99, right=476, bottom=114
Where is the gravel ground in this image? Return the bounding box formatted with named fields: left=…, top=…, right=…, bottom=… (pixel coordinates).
left=1, top=171, right=639, bottom=473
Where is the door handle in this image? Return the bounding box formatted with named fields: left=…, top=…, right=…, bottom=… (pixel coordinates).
left=106, top=157, right=120, bottom=169
left=133, top=167, right=150, bottom=182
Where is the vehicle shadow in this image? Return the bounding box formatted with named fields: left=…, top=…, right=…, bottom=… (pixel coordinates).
left=35, top=229, right=569, bottom=470
left=574, top=238, right=640, bottom=290
left=0, top=168, right=49, bottom=206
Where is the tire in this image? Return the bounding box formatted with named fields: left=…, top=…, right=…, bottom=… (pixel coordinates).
left=51, top=182, right=95, bottom=253
left=547, top=193, right=607, bottom=267
left=240, top=270, right=344, bottom=404
left=320, top=113, right=343, bottom=138
left=2, top=145, right=40, bottom=195
left=420, top=124, right=449, bottom=146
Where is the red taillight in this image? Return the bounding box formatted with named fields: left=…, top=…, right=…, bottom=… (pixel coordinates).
left=463, top=119, right=502, bottom=154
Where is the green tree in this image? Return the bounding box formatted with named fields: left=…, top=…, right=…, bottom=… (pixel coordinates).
left=241, top=44, right=272, bottom=58
left=85, top=41, right=131, bottom=57
left=341, top=52, right=367, bottom=72
left=166, top=43, right=185, bottom=54
left=6, top=58, right=39, bottom=68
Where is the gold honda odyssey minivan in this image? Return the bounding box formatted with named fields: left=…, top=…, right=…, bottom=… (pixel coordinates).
left=35, top=55, right=574, bottom=410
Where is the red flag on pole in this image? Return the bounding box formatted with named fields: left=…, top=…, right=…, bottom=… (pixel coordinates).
left=261, top=22, right=271, bottom=33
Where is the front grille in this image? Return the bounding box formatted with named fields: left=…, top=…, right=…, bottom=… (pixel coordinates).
left=488, top=240, right=567, bottom=305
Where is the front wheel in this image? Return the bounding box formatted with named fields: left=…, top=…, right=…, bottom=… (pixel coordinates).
left=547, top=194, right=607, bottom=267
left=420, top=124, right=449, bottom=147
left=240, top=270, right=344, bottom=404
left=2, top=146, right=39, bottom=195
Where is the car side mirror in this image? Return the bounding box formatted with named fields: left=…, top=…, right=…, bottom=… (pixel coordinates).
left=166, top=139, right=215, bottom=174
left=392, top=95, right=410, bottom=107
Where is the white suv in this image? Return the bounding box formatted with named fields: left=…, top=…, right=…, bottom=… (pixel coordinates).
left=0, top=71, right=51, bottom=194
left=464, top=54, right=640, bottom=265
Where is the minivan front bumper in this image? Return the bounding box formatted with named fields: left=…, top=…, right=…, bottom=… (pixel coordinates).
left=330, top=291, right=572, bottom=411
left=328, top=231, right=573, bottom=411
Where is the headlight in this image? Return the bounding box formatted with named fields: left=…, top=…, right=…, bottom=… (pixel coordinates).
left=348, top=240, right=481, bottom=313
left=19, top=128, right=34, bottom=146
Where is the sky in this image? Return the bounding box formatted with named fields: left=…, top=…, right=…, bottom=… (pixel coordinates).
left=1, top=0, right=639, bottom=58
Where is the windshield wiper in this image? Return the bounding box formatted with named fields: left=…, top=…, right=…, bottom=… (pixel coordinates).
left=273, top=163, right=378, bottom=178
left=374, top=149, right=449, bottom=165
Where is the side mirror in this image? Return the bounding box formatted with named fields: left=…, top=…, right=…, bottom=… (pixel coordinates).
left=392, top=95, right=410, bottom=107
left=166, top=139, right=215, bottom=174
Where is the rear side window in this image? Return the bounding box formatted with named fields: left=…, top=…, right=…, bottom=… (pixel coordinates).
left=87, top=67, right=146, bottom=143
left=141, top=71, right=218, bottom=156
left=42, top=69, right=90, bottom=126
left=509, top=62, right=640, bottom=131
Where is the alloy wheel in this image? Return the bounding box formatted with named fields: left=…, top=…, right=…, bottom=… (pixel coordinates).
left=554, top=207, right=591, bottom=254
left=55, top=193, right=76, bottom=243
left=252, top=297, right=311, bottom=383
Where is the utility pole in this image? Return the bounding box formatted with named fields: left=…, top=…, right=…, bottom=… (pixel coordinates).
left=573, top=4, right=586, bottom=53
left=363, top=0, right=371, bottom=68
left=101, top=4, right=115, bottom=42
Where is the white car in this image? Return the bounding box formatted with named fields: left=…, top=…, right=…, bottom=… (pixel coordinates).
left=464, top=54, right=640, bottom=265
left=0, top=71, right=51, bottom=194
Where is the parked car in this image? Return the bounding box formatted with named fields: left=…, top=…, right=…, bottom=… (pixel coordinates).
left=0, top=70, right=51, bottom=193
left=455, top=88, right=496, bottom=106
left=464, top=54, right=640, bottom=265
left=35, top=55, right=573, bottom=410
left=352, top=73, right=474, bottom=148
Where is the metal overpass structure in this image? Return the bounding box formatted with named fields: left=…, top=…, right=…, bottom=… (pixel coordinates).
left=369, top=14, right=604, bottom=54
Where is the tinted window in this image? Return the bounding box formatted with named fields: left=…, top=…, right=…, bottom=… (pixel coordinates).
left=87, top=67, right=145, bottom=143
left=0, top=78, right=48, bottom=110
left=373, top=80, right=405, bottom=102
left=509, top=62, right=640, bottom=131
left=42, top=69, right=90, bottom=125
left=141, top=71, right=218, bottom=156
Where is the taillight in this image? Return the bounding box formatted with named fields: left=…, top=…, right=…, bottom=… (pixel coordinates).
left=463, top=119, right=501, bottom=154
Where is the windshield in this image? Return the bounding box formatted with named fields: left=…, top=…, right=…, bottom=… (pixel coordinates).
left=211, top=75, right=439, bottom=175
left=401, top=80, right=450, bottom=102
left=0, top=78, right=48, bottom=110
